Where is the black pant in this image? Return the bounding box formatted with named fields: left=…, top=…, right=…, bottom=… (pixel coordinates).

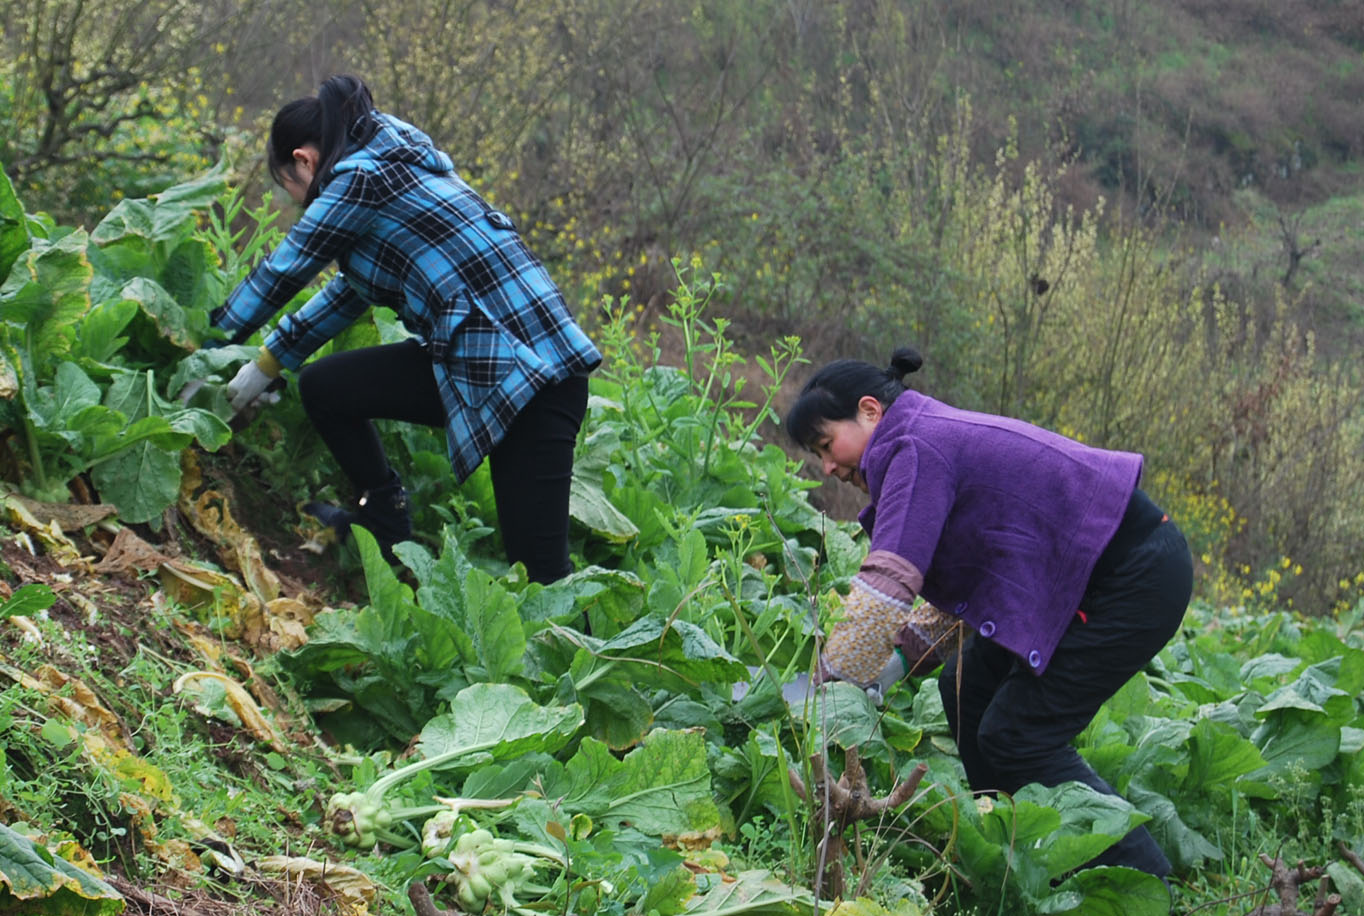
left=938, top=499, right=1192, bottom=878
left=296, top=339, right=588, bottom=583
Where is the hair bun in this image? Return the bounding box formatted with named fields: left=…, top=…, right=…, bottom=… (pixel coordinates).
left=887, top=347, right=923, bottom=380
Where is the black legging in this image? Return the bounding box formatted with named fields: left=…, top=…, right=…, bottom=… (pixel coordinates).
left=296, top=339, right=587, bottom=583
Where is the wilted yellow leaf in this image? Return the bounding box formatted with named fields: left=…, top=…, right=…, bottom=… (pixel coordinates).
left=159, top=561, right=263, bottom=639
left=0, top=494, right=92, bottom=569
left=256, top=856, right=376, bottom=915
left=172, top=671, right=286, bottom=753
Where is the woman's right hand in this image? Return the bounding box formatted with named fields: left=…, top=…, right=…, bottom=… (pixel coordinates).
left=227, top=360, right=275, bottom=412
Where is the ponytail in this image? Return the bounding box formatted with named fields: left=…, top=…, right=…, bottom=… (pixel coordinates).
left=267, top=74, right=378, bottom=204
left=784, top=346, right=924, bottom=448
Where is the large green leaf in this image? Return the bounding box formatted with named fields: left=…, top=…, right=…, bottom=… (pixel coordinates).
left=28, top=362, right=101, bottom=432
left=1013, top=782, right=1147, bottom=878
left=90, top=441, right=181, bottom=524
left=598, top=615, right=750, bottom=685
left=393, top=540, right=478, bottom=665
left=810, top=681, right=884, bottom=750
left=1125, top=782, right=1222, bottom=869
left=164, top=407, right=231, bottom=452
left=279, top=605, right=444, bottom=744
left=566, top=671, right=654, bottom=749
left=149, top=161, right=230, bottom=212
left=1328, top=858, right=1364, bottom=914
left=75, top=298, right=139, bottom=363
left=354, top=529, right=463, bottom=675
left=91, top=162, right=227, bottom=247
left=1039, top=866, right=1170, bottom=916
left=417, top=683, right=583, bottom=764
left=160, top=237, right=222, bottom=312
left=463, top=569, right=527, bottom=682
left=953, top=782, right=1151, bottom=906
left=518, top=565, right=646, bottom=630
left=1181, top=718, right=1266, bottom=792
left=0, top=166, right=30, bottom=283
left=102, top=368, right=229, bottom=451
left=562, top=729, right=720, bottom=836
left=953, top=795, right=1060, bottom=899
left=1252, top=707, right=1342, bottom=773
left=0, top=822, right=124, bottom=915
left=388, top=535, right=525, bottom=680
left=0, top=231, right=93, bottom=371
left=117, top=277, right=194, bottom=351
left=90, top=200, right=158, bottom=246
left=571, top=426, right=640, bottom=543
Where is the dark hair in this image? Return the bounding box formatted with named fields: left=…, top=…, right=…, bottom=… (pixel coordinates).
left=267, top=74, right=379, bottom=204
left=784, top=347, right=923, bottom=448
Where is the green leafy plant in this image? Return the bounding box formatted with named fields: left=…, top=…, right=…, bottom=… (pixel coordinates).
left=0, top=163, right=233, bottom=518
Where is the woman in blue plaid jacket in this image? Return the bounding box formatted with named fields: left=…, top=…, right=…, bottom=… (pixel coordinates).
left=212, top=75, right=601, bottom=581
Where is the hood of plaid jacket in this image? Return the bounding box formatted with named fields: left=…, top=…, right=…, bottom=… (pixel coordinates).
left=328, top=112, right=456, bottom=179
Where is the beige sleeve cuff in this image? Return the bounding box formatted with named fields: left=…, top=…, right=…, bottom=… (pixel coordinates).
left=256, top=346, right=283, bottom=378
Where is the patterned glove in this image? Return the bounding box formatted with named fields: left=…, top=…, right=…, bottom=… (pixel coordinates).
left=893, top=603, right=961, bottom=676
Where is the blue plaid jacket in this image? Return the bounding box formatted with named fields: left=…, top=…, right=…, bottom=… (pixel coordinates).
left=214, top=113, right=601, bottom=481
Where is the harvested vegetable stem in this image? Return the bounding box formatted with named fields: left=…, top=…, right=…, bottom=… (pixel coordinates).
left=408, top=881, right=455, bottom=916
left=788, top=747, right=928, bottom=900
left=1246, top=855, right=1341, bottom=916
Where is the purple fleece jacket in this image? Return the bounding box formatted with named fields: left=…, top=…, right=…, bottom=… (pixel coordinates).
left=858, top=390, right=1142, bottom=674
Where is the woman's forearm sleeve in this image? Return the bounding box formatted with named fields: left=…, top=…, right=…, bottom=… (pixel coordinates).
left=822, top=549, right=926, bottom=686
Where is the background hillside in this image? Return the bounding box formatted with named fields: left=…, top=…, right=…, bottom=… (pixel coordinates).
left=3, top=0, right=1363, bottom=608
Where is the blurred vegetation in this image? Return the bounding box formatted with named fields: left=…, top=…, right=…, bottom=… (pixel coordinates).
left=2, top=0, right=1362, bottom=612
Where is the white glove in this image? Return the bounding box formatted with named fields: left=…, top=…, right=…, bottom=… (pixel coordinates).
left=864, top=652, right=908, bottom=706
left=226, top=361, right=274, bottom=412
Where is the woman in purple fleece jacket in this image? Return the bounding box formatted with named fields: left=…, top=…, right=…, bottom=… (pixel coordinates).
left=785, top=346, right=1193, bottom=882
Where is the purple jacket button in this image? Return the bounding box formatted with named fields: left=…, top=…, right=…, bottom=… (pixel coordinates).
left=954, top=601, right=968, bottom=614
left=1028, top=650, right=1042, bottom=668
left=978, top=620, right=996, bottom=637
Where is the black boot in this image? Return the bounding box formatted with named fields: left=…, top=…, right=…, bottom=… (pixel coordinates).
left=304, top=472, right=411, bottom=562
